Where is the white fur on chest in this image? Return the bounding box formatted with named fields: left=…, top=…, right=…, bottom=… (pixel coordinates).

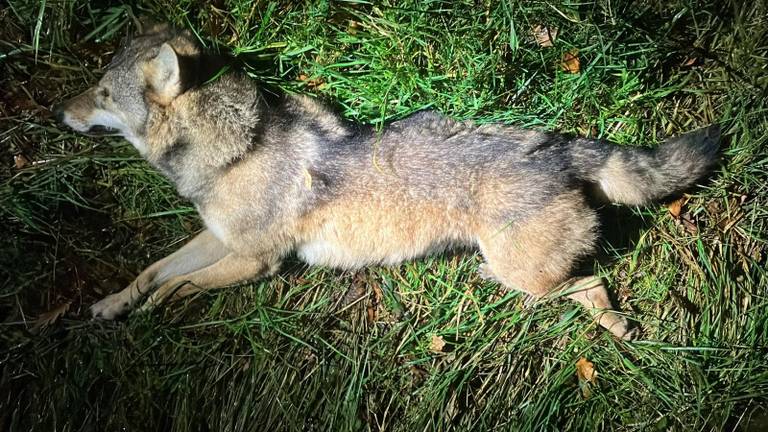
left=199, top=209, right=229, bottom=243
left=206, top=219, right=228, bottom=242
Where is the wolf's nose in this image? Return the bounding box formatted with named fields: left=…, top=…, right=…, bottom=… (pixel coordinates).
left=52, top=104, right=65, bottom=123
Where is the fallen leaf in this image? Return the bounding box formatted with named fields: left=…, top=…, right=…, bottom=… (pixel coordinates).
left=31, top=302, right=71, bottom=332
left=342, top=274, right=366, bottom=307
left=297, top=73, right=325, bottom=89
left=577, top=124, right=600, bottom=138
left=371, top=283, right=383, bottom=305
left=533, top=25, right=558, bottom=48
left=681, top=214, right=698, bottom=235
left=429, top=335, right=446, bottom=353
left=367, top=282, right=383, bottom=324
left=576, top=357, right=597, bottom=399
left=681, top=57, right=700, bottom=67
left=14, top=154, right=30, bottom=169
left=667, top=197, right=684, bottom=219
left=347, top=19, right=360, bottom=35
left=560, top=49, right=580, bottom=73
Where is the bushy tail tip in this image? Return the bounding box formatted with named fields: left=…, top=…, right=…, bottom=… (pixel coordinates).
left=589, top=125, right=720, bottom=205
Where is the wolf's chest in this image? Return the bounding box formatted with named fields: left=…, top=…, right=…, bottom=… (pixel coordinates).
left=196, top=203, right=232, bottom=244
left=203, top=218, right=229, bottom=242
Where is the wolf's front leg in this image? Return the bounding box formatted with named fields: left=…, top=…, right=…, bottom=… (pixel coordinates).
left=137, top=252, right=281, bottom=312
left=91, top=230, right=229, bottom=319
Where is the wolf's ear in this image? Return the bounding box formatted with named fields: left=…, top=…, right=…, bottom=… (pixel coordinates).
left=144, top=43, right=182, bottom=105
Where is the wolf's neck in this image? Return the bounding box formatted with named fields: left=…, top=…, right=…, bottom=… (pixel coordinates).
left=144, top=77, right=264, bottom=201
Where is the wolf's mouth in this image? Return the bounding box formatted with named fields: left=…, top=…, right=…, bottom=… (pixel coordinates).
left=85, top=125, right=120, bottom=136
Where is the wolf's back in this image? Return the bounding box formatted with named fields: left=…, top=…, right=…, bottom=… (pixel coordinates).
left=568, top=126, right=720, bottom=205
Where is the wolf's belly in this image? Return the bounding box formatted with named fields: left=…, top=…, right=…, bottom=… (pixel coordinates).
left=297, top=239, right=385, bottom=268
left=296, top=229, right=462, bottom=270
left=295, top=192, right=475, bottom=269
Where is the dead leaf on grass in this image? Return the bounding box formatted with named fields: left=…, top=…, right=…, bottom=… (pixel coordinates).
left=367, top=282, right=383, bottom=324
left=576, top=357, right=597, bottom=399
left=429, top=335, right=446, bottom=353
left=667, top=197, right=685, bottom=219
left=31, top=301, right=71, bottom=332
left=342, top=274, right=367, bottom=307
left=560, top=49, right=580, bottom=73
left=533, top=25, right=558, bottom=48
left=14, top=154, right=30, bottom=169
left=681, top=213, right=698, bottom=235
left=347, top=20, right=360, bottom=35
left=297, top=73, right=325, bottom=90
left=681, top=57, right=701, bottom=68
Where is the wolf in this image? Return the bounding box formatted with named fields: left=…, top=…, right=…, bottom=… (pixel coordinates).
left=55, top=23, right=719, bottom=340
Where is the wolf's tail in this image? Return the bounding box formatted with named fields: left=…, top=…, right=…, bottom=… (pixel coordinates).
left=570, top=125, right=720, bottom=205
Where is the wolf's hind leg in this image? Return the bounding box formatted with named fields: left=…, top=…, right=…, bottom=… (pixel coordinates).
left=138, top=252, right=281, bottom=312
left=477, top=192, right=634, bottom=339
left=91, top=230, right=229, bottom=319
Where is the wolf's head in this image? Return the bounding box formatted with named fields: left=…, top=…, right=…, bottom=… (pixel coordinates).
left=54, top=22, right=201, bottom=153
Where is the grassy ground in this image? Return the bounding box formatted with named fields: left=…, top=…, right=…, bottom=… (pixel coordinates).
left=2, top=0, right=768, bottom=430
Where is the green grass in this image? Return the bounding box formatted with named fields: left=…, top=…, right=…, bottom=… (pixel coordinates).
left=2, top=0, right=768, bottom=430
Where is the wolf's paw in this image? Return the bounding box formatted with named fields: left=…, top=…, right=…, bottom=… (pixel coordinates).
left=91, top=293, right=131, bottom=320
